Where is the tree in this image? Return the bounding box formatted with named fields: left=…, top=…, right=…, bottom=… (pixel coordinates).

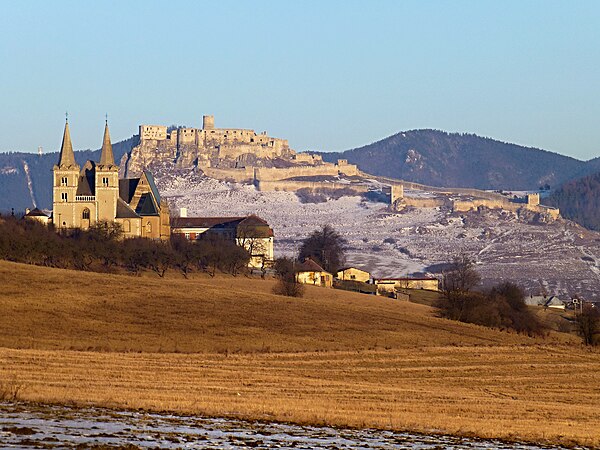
left=272, top=257, right=304, bottom=297
left=576, top=303, right=600, bottom=346
left=298, top=225, right=346, bottom=273
left=441, top=253, right=481, bottom=299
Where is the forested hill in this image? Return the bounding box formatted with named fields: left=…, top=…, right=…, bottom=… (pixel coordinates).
left=321, top=129, right=586, bottom=190
left=0, top=136, right=137, bottom=212
left=546, top=172, right=600, bottom=231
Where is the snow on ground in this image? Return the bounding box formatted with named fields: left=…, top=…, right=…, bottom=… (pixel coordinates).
left=158, top=170, right=600, bottom=300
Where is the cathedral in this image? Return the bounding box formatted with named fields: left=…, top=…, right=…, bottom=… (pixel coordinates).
left=52, top=120, right=170, bottom=239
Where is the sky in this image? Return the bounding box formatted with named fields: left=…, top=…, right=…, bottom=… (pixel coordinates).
left=1, top=0, right=599, bottom=160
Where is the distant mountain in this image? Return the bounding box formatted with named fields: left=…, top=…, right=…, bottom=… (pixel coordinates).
left=321, top=129, right=587, bottom=190
left=545, top=172, right=600, bottom=231
left=0, top=136, right=137, bottom=212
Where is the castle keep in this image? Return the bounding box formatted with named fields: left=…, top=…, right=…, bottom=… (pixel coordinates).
left=52, top=120, right=170, bottom=239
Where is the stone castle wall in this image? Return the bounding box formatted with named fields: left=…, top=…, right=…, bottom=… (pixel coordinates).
left=257, top=180, right=370, bottom=193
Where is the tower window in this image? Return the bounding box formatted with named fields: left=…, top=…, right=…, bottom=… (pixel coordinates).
left=102, top=177, right=109, bottom=187
left=61, top=192, right=68, bottom=202
left=61, top=177, right=68, bottom=186
left=82, top=208, right=90, bottom=220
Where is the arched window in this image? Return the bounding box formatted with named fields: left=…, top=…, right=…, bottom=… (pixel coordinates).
left=123, top=220, right=131, bottom=233
left=82, top=208, right=90, bottom=220
left=146, top=221, right=152, bottom=234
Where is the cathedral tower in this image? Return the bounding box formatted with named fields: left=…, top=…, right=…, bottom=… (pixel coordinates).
left=95, top=120, right=119, bottom=221
left=52, top=119, right=80, bottom=228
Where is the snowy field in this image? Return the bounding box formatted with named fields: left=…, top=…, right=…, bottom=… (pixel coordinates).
left=158, top=169, right=600, bottom=300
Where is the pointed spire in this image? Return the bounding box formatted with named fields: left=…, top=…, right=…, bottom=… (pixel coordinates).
left=99, top=119, right=115, bottom=166
left=58, top=118, right=77, bottom=167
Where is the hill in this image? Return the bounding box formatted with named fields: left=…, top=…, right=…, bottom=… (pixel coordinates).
left=0, top=260, right=537, bottom=352
left=1, top=261, right=599, bottom=447
left=321, top=129, right=585, bottom=190
left=546, top=171, right=600, bottom=231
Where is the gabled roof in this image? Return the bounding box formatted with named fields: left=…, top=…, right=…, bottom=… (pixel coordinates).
left=116, top=198, right=140, bottom=219
left=545, top=296, right=565, bottom=307
left=143, top=171, right=161, bottom=205
left=119, top=178, right=140, bottom=203
left=25, top=208, right=48, bottom=217
left=337, top=266, right=370, bottom=273
left=296, top=258, right=329, bottom=274
left=136, top=192, right=159, bottom=216
left=171, top=216, right=245, bottom=229
left=76, top=161, right=96, bottom=196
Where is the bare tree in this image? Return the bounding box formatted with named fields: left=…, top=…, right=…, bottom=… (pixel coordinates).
left=441, top=253, right=481, bottom=299
left=576, top=303, right=600, bottom=346
left=299, top=224, right=346, bottom=273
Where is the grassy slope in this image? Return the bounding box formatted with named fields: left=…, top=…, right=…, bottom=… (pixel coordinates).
left=0, top=260, right=556, bottom=353
left=1, top=261, right=599, bottom=446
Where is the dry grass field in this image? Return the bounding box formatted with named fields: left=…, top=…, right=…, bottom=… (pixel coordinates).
left=1, top=260, right=599, bottom=446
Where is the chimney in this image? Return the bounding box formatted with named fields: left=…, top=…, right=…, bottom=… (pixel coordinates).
left=179, top=207, right=188, bottom=218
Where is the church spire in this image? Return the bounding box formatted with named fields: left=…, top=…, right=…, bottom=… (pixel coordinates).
left=57, top=117, right=77, bottom=167
left=99, top=119, right=115, bottom=166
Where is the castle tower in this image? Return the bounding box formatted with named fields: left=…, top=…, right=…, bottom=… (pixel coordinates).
left=391, top=184, right=404, bottom=204
left=527, top=193, right=540, bottom=206
left=53, top=119, right=80, bottom=228
left=203, top=115, right=214, bottom=130
left=95, top=120, right=120, bottom=222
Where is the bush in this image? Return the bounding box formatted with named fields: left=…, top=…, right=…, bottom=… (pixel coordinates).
left=272, top=257, right=304, bottom=297
left=436, top=282, right=545, bottom=336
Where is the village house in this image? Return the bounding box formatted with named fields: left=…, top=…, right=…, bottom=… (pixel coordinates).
left=170, top=210, right=274, bottom=269
left=373, top=276, right=439, bottom=296
left=24, top=208, right=50, bottom=225
left=295, top=258, right=333, bottom=288
left=51, top=119, right=170, bottom=239
left=336, top=267, right=371, bottom=283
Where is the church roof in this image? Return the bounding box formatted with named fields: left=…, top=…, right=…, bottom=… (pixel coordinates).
left=99, top=121, right=115, bottom=166
left=116, top=198, right=140, bottom=219
left=76, top=161, right=96, bottom=196
left=143, top=170, right=161, bottom=204
left=135, top=192, right=159, bottom=216
left=57, top=120, right=78, bottom=168
left=118, top=178, right=140, bottom=203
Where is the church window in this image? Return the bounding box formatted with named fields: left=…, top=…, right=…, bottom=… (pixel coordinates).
left=102, top=177, right=109, bottom=187
left=146, top=222, right=152, bottom=234
left=82, top=208, right=90, bottom=220
left=123, top=220, right=131, bottom=232
left=61, top=177, right=68, bottom=186
left=61, top=192, right=68, bottom=201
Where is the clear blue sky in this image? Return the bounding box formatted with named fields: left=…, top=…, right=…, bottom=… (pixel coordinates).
left=1, top=0, right=599, bottom=159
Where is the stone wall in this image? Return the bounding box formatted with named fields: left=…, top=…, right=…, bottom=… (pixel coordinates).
left=257, top=180, right=370, bottom=193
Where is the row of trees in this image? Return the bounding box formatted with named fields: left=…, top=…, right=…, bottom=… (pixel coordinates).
left=439, top=254, right=600, bottom=344
left=0, top=216, right=250, bottom=277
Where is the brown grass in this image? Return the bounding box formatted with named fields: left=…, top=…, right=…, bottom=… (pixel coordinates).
left=0, top=260, right=598, bottom=446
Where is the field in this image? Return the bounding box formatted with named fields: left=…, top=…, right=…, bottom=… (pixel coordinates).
left=1, top=260, right=599, bottom=447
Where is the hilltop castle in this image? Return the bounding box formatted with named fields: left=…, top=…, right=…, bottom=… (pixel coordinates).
left=52, top=120, right=170, bottom=239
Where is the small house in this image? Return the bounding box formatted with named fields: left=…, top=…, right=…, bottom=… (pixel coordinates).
left=373, top=277, right=439, bottom=295
left=336, top=267, right=371, bottom=283
left=24, top=208, right=50, bottom=225
left=544, top=296, right=566, bottom=310
left=296, top=258, right=333, bottom=288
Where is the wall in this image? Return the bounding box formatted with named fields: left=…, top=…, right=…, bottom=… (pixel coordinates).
left=256, top=180, right=370, bottom=193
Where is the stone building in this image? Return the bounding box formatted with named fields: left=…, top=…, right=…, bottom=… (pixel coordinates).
left=171, top=212, right=274, bottom=269
left=52, top=120, right=170, bottom=239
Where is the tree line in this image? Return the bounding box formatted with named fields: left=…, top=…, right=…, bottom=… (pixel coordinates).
left=0, top=216, right=250, bottom=277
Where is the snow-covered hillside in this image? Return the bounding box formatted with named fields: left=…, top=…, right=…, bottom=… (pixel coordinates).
left=158, top=169, right=600, bottom=300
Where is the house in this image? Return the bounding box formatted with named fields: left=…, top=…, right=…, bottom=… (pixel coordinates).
left=170, top=212, right=274, bottom=269
left=295, top=258, right=333, bottom=288
left=525, top=295, right=547, bottom=306
left=24, top=208, right=50, bottom=225
left=51, top=119, right=170, bottom=239
left=544, top=296, right=566, bottom=310
left=373, top=277, right=439, bottom=295
left=336, top=267, right=371, bottom=283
